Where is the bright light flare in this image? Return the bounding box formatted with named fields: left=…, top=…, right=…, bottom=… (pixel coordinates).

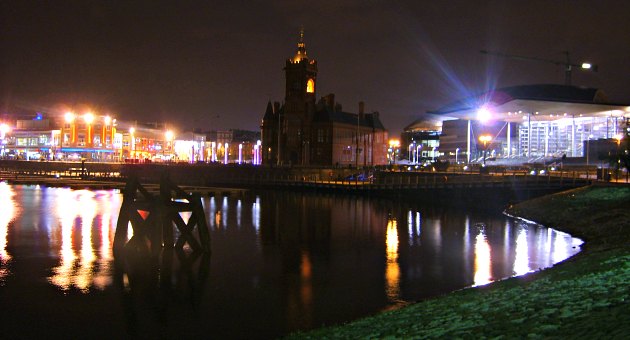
left=64, top=112, right=75, bottom=123
left=477, top=107, right=491, bottom=122
left=165, top=130, right=174, bottom=141
left=104, top=116, right=111, bottom=125
left=581, top=63, right=592, bottom=69
left=478, top=135, right=492, bottom=144
left=83, top=112, right=94, bottom=124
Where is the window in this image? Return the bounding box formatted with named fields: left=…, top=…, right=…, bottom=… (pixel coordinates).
left=306, top=78, right=315, bottom=93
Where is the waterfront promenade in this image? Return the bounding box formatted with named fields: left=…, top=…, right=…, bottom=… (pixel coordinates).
left=0, top=160, right=594, bottom=203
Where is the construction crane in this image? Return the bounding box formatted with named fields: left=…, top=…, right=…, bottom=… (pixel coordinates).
left=480, top=50, right=597, bottom=86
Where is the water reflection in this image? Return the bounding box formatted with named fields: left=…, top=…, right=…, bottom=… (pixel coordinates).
left=513, top=226, right=530, bottom=276
left=385, top=218, right=401, bottom=303
left=0, top=182, right=16, bottom=283
left=1, top=186, right=584, bottom=338
left=49, top=189, right=116, bottom=292
left=473, top=225, right=492, bottom=286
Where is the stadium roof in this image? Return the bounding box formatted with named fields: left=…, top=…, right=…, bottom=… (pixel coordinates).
left=427, top=84, right=630, bottom=123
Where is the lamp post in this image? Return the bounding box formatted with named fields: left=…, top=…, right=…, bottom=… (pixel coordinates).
left=65, top=112, right=76, bottom=144
left=84, top=112, right=94, bottom=145
left=129, top=127, right=135, bottom=160
left=388, top=139, right=400, bottom=165
left=614, top=134, right=623, bottom=181
left=455, top=147, right=460, bottom=164
left=479, top=135, right=492, bottom=166
left=165, top=130, right=174, bottom=161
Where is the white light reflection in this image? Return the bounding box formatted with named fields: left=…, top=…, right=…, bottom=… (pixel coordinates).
left=76, top=191, right=97, bottom=291
left=208, top=197, right=217, bottom=229
left=222, top=197, right=229, bottom=228
left=385, top=218, right=401, bottom=303
left=473, top=226, right=492, bottom=287
left=236, top=199, right=242, bottom=227
left=552, top=231, right=570, bottom=264
left=50, top=189, right=77, bottom=290
left=48, top=189, right=115, bottom=293
left=252, top=196, right=260, bottom=234
left=0, top=183, right=17, bottom=283
left=407, top=211, right=422, bottom=246
left=513, top=226, right=530, bottom=276
left=407, top=210, right=413, bottom=246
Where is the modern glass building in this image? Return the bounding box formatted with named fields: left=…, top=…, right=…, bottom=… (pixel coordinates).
left=408, top=84, right=629, bottom=164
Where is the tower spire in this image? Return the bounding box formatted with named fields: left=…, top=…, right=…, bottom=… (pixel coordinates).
left=293, top=27, right=307, bottom=62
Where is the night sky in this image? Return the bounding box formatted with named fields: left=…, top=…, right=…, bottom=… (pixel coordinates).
left=1, top=1, right=629, bottom=134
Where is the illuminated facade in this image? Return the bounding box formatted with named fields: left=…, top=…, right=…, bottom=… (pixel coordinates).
left=0, top=112, right=119, bottom=160
left=414, top=84, right=630, bottom=163
left=261, top=30, right=389, bottom=166
left=61, top=112, right=118, bottom=160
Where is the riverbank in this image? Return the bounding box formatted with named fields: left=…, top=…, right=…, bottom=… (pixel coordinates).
left=289, top=183, right=630, bottom=339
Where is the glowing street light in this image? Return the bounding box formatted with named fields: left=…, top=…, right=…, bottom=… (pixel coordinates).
left=83, top=112, right=94, bottom=124
left=388, top=139, right=400, bottom=165
left=478, top=134, right=492, bottom=166
left=614, top=134, right=623, bottom=146
left=64, top=112, right=75, bottom=123
left=477, top=107, right=491, bottom=123
left=455, top=147, right=460, bottom=164
left=0, top=123, right=9, bottom=137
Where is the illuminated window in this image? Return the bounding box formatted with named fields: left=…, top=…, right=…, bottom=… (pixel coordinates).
left=306, top=79, right=315, bottom=93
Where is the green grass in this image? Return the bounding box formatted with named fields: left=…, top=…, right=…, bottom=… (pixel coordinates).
left=288, top=185, right=630, bottom=339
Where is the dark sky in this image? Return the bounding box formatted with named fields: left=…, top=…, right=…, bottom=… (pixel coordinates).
left=2, top=1, right=629, bottom=134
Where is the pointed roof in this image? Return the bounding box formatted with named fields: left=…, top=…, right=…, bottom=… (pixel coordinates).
left=263, top=101, right=276, bottom=121
left=292, top=28, right=308, bottom=63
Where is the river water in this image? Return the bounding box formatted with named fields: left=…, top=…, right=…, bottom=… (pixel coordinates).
left=0, top=183, right=582, bottom=339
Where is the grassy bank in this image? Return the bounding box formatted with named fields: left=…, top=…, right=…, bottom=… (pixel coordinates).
left=289, top=184, right=630, bottom=339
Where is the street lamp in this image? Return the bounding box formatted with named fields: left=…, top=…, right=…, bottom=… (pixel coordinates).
left=388, top=139, right=400, bottom=165
left=614, top=134, right=623, bottom=181
left=165, top=130, right=174, bottom=160
left=455, top=147, right=460, bottom=164
left=84, top=113, right=94, bottom=150
left=479, top=134, right=492, bottom=166
left=129, top=127, right=135, bottom=159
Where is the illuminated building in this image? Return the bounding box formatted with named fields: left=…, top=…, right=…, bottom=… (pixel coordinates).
left=408, top=84, right=630, bottom=164
left=261, top=30, right=389, bottom=166
left=0, top=112, right=118, bottom=161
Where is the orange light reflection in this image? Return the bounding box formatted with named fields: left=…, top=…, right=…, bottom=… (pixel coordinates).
left=385, top=218, right=401, bottom=303
left=48, top=189, right=108, bottom=293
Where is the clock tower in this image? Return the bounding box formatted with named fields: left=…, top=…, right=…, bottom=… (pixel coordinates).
left=281, top=29, right=318, bottom=165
